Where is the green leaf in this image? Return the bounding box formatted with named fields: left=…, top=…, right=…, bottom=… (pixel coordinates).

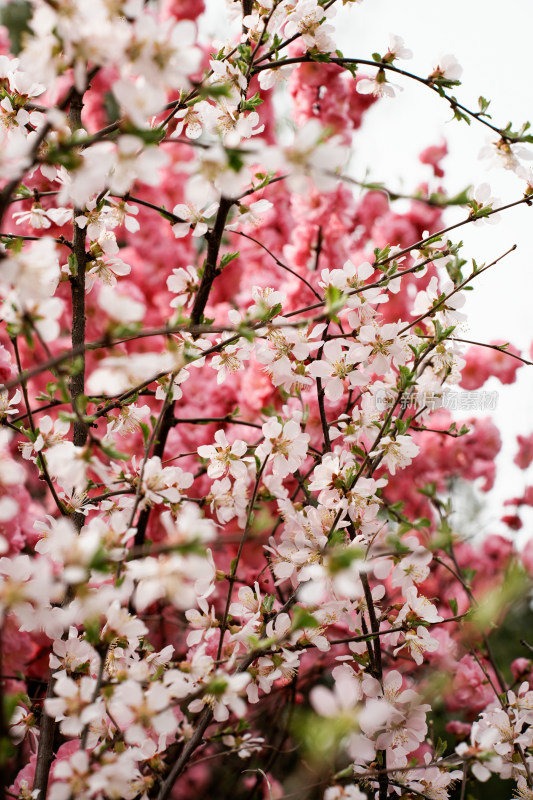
left=139, top=422, right=150, bottom=446
left=291, top=606, right=320, bottom=631
left=0, top=736, right=15, bottom=765
left=158, top=205, right=179, bottom=223
left=398, top=365, right=415, bottom=390
left=104, top=91, right=121, bottom=125
left=197, top=81, right=231, bottom=100
left=310, top=51, right=331, bottom=63
left=342, top=60, right=358, bottom=79
left=448, top=598, right=458, bottom=616
left=226, top=147, right=245, bottom=173
left=328, top=546, right=364, bottom=573
left=462, top=567, right=476, bottom=585
left=89, top=545, right=112, bottom=573
left=435, top=737, right=448, bottom=759
left=219, top=251, right=240, bottom=269
left=453, top=107, right=471, bottom=125
left=261, top=594, right=275, bottom=614
left=121, top=125, right=165, bottom=145
left=478, top=95, right=492, bottom=118
left=2, top=236, right=24, bottom=254
left=83, top=617, right=102, bottom=646
left=373, top=244, right=391, bottom=265
left=324, top=285, right=346, bottom=320
left=444, top=253, right=468, bottom=285
left=350, top=444, right=366, bottom=460
left=45, top=145, right=83, bottom=171
left=99, top=441, right=130, bottom=461
left=240, top=92, right=263, bottom=111
left=394, top=418, right=408, bottom=435
left=389, top=500, right=405, bottom=514
left=14, top=184, right=33, bottom=198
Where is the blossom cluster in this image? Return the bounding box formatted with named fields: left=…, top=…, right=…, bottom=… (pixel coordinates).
left=0, top=2, right=532, bottom=800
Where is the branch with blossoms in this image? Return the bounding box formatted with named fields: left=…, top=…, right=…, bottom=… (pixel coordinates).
left=1, top=2, right=533, bottom=800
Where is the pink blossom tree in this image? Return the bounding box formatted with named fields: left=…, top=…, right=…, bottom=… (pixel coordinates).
left=0, top=2, right=532, bottom=799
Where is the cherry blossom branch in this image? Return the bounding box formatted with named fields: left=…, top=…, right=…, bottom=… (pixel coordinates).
left=374, top=197, right=530, bottom=267
left=156, top=707, right=213, bottom=800
left=119, top=192, right=185, bottom=224
left=216, top=457, right=269, bottom=661
left=340, top=173, right=470, bottom=208
left=132, top=197, right=235, bottom=550
left=10, top=337, right=66, bottom=516
left=0, top=324, right=244, bottom=394
left=459, top=760, right=468, bottom=800
left=410, top=425, right=466, bottom=438
left=0, top=232, right=68, bottom=245
left=316, top=376, right=332, bottom=453
left=325, top=613, right=469, bottom=647
left=360, top=571, right=388, bottom=800
left=232, top=230, right=322, bottom=300
left=10, top=399, right=65, bottom=425
left=445, top=337, right=533, bottom=366
left=4, top=190, right=61, bottom=206
left=252, top=55, right=529, bottom=143
left=0, top=67, right=99, bottom=226
left=172, top=415, right=262, bottom=429
left=191, top=197, right=235, bottom=326
left=251, top=0, right=340, bottom=66
left=397, top=244, right=517, bottom=336
left=128, top=372, right=178, bottom=551
left=68, top=89, right=89, bottom=456
left=79, top=650, right=107, bottom=750
left=244, top=5, right=276, bottom=78
left=32, top=676, right=60, bottom=799
left=0, top=201, right=522, bottom=403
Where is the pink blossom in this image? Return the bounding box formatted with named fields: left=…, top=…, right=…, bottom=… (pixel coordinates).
left=419, top=140, right=448, bottom=177
left=447, top=655, right=496, bottom=714
left=514, top=433, right=533, bottom=470
left=511, top=658, right=533, bottom=683
left=460, top=341, right=522, bottom=390
left=445, top=720, right=472, bottom=738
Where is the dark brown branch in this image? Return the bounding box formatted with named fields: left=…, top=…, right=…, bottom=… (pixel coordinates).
left=133, top=197, right=235, bottom=549
left=32, top=76, right=93, bottom=800
left=190, top=197, right=235, bottom=327
left=156, top=707, right=213, bottom=800
left=32, top=677, right=58, bottom=800
left=316, top=376, right=332, bottom=453
left=360, top=571, right=388, bottom=800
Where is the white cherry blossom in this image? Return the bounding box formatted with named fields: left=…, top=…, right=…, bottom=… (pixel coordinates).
left=256, top=417, right=310, bottom=478
left=308, top=339, right=370, bottom=402
left=370, top=434, right=420, bottom=475
left=198, top=429, right=251, bottom=479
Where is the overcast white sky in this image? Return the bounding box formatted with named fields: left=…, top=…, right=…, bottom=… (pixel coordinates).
left=202, top=0, right=533, bottom=535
